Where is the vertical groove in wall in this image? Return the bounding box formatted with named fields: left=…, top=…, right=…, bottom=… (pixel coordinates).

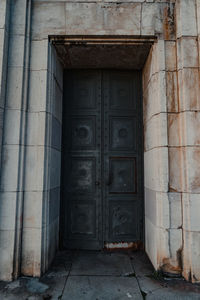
left=13, top=0, right=32, bottom=279
left=41, top=41, right=52, bottom=275
left=0, top=1, right=10, bottom=183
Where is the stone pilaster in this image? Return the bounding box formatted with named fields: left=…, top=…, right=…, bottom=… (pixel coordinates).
left=0, top=0, right=32, bottom=280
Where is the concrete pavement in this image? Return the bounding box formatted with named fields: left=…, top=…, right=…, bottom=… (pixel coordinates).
left=0, top=250, right=200, bottom=300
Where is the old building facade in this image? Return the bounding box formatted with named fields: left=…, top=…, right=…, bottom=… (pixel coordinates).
left=0, top=0, right=200, bottom=283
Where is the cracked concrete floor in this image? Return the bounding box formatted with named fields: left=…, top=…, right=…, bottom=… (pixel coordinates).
left=0, top=250, right=200, bottom=300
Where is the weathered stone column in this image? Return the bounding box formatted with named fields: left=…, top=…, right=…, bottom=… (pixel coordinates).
left=170, top=0, right=200, bottom=282
left=142, top=1, right=184, bottom=277
left=0, top=0, right=32, bottom=281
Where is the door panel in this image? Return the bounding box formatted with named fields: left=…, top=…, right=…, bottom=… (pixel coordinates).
left=108, top=158, right=137, bottom=194
left=62, top=70, right=102, bottom=249
left=62, top=70, right=143, bottom=249
left=103, top=70, right=142, bottom=243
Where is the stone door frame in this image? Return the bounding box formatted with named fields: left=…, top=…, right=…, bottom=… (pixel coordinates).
left=40, top=35, right=169, bottom=273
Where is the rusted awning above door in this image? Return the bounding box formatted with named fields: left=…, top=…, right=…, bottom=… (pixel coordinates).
left=50, top=35, right=157, bottom=69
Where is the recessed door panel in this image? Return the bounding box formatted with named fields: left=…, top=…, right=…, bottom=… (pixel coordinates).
left=71, top=71, right=98, bottom=109
left=70, top=201, right=96, bottom=237
left=108, top=158, right=137, bottom=194
left=62, top=70, right=143, bottom=249
left=109, top=201, right=138, bottom=240
left=68, top=158, right=96, bottom=194
left=109, top=117, right=137, bottom=151
left=71, top=116, right=96, bottom=149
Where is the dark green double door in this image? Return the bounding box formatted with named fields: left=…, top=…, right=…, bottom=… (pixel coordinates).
left=62, top=70, right=143, bottom=250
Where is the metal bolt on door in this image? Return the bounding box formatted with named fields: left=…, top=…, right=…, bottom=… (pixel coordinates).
left=61, top=70, right=143, bottom=250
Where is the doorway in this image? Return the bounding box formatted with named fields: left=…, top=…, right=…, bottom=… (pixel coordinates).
left=61, top=69, right=143, bottom=250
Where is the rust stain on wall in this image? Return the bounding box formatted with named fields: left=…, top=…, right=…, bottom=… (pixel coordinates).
left=163, top=4, right=175, bottom=41
left=104, top=241, right=143, bottom=251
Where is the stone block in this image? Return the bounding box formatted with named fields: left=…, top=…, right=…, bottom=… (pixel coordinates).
left=0, top=0, right=7, bottom=29
left=169, top=147, right=183, bottom=192
left=162, top=2, right=176, bottom=41
left=168, top=192, right=182, bottom=229
left=145, top=188, right=157, bottom=227
left=28, top=70, right=48, bottom=112
left=166, top=71, right=178, bottom=113
left=52, top=46, right=63, bottom=88
left=190, top=231, right=200, bottom=282
left=141, top=3, right=164, bottom=36
left=184, top=111, right=200, bottom=146
left=142, top=47, right=153, bottom=92
left=3, top=109, right=21, bottom=145
left=0, top=145, right=20, bottom=192
left=168, top=113, right=180, bottom=147
left=182, top=193, right=200, bottom=232
left=178, top=68, right=200, bottom=112
left=170, top=146, right=200, bottom=193
left=197, top=0, right=200, bottom=35
left=8, top=34, right=25, bottom=68
left=156, top=192, right=170, bottom=229
left=198, top=37, right=200, bottom=68
left=26, top=112, right=46, bottom=146
left=30, top=39, right=48, bottom=71
left=145, top=218, right=157, bottom=269
left=145, top=188, right=170, bottom=229
left=157, top=227, right=171, bottom=266
left=32, top=2, right=66, bottom=39
left=141, top=3, right=157, bottom=36
left=0, top=229, right=15, bottom=281
left=144, top=112, right=168, bottom=151
left=21, top=227, right=42, bottom=277
left=11, top=0, right=29, bottom=36
left=144, top=147, right=169, bottom=192
left=168, top=228, right=182, bottom=263
left=0, top=192, right=17, bottom=230
left=143, top=40, right=166, bottom=91
left=65, top=3, right=141, bottom=35
left=154, top=39, right=166, bottom=72
left=143, top=71, right=167, bottom=123
left=165, top=41, right=176, bottom=71
left=23, top=191, right=43, bottom=229
left=177, top=37, right=198, bottom=69
left=24, top=146, right=45, bottom=191
left=176, top=0, right=197, bottom=38
left=185, top=147, right=200, bottom=193
left=6, top=67, right=23, bottom=110
left=183, top=230, right=200, bottom=282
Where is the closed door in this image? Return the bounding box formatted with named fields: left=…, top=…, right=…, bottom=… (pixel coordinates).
left=61, top=70, right=143, bottom=250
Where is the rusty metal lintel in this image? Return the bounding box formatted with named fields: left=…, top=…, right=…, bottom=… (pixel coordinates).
left=50, top=35, right=157, bottom=46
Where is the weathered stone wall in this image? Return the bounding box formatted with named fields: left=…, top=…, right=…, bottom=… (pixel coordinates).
left=0, top=0, right=200, bottom=283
